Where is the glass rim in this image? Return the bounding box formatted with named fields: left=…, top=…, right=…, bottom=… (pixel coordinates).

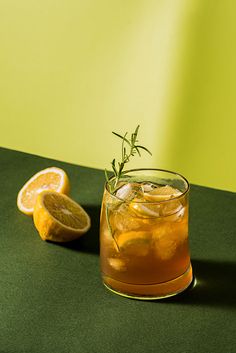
left=105, top=168, right=190, bottom=204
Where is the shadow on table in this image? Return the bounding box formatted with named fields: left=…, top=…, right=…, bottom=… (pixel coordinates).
left=57, top=205, right=100, bottom=254
left=56, top=207, right=236, bottom=310
left=161, top=259, right=236, bottom=309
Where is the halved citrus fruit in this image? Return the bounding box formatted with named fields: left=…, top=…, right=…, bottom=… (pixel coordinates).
left=17, top=167, right=70, bottom=215
left=33, top=191, right=91, bottom=242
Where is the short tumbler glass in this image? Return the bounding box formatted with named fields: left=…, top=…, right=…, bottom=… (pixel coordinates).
left=100, top=169, right=193, bottom=300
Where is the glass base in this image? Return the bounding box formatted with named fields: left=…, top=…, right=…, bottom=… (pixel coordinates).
left=103, top=264, right=193, bottom=300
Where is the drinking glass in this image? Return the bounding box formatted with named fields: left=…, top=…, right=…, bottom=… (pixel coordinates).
left=100, top=169, right=193, bottom=299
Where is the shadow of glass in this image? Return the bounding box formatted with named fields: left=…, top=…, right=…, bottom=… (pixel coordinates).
left=55, top=208, right=236, bottom=310
left=161, top=259, right=236, bottom=309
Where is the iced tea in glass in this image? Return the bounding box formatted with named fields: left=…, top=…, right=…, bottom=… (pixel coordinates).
left=100, top=169, right=192, bottom=299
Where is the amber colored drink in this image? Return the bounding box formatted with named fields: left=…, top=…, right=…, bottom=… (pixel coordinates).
left=100, top=169, right=193, bottom=299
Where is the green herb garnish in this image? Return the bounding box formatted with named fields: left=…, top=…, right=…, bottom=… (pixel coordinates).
left=105, top=125, right=152, bottom=193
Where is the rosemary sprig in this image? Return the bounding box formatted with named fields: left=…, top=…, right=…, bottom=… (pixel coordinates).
left=105, top=125, right=152, bottom=193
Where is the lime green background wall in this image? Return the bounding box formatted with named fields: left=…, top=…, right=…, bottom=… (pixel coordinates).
left=0, top=0, right=235, bottom=192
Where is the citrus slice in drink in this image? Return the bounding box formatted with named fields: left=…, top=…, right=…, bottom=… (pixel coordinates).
left=33, top=191, right=91, bottom=242
left=144, top=185, right=181, bottom=202
left=17, top=167, right=70, bottom=215
left=128, top=185, right=183, bottom=219
left=117, top=231, right=151, bottom=256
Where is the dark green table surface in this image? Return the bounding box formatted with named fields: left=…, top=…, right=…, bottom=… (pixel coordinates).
left=0, top=147, right=235, bottom=353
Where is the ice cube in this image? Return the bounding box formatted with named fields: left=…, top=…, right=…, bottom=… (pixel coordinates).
left=108, top=258, right=127, bottom=271
left=115, top=182, right=143, bottom=201
left=141, top=182, right=158, bottom=193
left=163, top=205, right=185, bottom=222
left=161, top=201, right=183, bottom=217
left=130, top=203, right=160, bottom=218
left=153, top=223, right=177, bottom=259
left=154, top=220, right=188, bottom=259
left=156, top=237, right=177, bottom=260
left=109, top=203, right=146, bottom=233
